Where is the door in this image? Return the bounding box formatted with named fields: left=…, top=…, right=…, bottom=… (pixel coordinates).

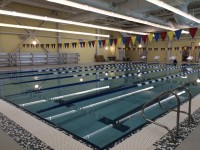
left=182, top=47, right=190, bottom=62
left=118, top=48, right=125, bottom=61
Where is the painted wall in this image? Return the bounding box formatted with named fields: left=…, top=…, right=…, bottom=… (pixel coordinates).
left=125, top=37, right=200, bottom=63
left=0, top=2, right=124, bottom=63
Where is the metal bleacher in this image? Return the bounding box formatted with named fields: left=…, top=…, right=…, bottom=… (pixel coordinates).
left=0, top=52, right=79, bottom=66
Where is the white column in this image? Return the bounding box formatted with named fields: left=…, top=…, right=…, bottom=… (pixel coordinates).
left=57, top=23, right=62, bottom=53
left=96, top=29, right=100, bottom=56
left=168, top=41, right=172, bottom=63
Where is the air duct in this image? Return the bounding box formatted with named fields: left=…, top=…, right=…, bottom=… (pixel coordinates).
left=173, top=2, right=192, bottom=26
left=173, top=0, right=200, bottom=27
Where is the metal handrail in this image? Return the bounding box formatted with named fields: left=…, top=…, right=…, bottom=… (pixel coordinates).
left=142, top=90, right=181, bottom=142
left=172, top=86, right=194, bottom=125
left=142, top=86, right=194, bottom=142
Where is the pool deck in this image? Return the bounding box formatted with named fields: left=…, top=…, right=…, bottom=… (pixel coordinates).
left=175, top=124, right=200, bottom=150
left=0, top=93, right=200, bottom=150
left=0, top=128, right=23, bottom=150
left=0, top=63, right=200, bottom=150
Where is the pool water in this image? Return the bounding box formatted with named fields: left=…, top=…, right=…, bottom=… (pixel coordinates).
left=1, top=63, right=200, bottom=149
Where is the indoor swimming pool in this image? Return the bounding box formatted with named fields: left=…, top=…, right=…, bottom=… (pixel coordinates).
left=1, top=62, right=200, bottom=149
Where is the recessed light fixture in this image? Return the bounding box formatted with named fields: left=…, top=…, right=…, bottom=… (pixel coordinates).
left=105, top=46, right=108, bottom=50
left=197, top=79, right=200, bottom=83
left=46, top=0, right=176, bottom=31
left=0, top=23, right=110, bottom=37
left=139, top=44, right=142, bottom=48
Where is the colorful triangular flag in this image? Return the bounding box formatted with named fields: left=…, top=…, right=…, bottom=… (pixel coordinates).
left=167, top=31, right=174, bottom=41
left=154, top=33, right=160, bottom=42
left=137, top=35, right=142, bottom=44
left=117, top=38, right=122, bottom=45
left=131, top=36, right=136, bottom=44
left=142, top=35, right=148, bottom=44
left=114, top=38, right=118, bottom=45
left=148, top=34, right=154, bottom=43
left=161, top=32, right=167, bottom=41
left=189, top=28, right=198, bottom=38
left=122, top=37, right=126, bottom=45
left=175, top=30, right=182, bottom=40
left=126, top=37, right=131, bottom=45
left=109, top=39, right=114, bottom=45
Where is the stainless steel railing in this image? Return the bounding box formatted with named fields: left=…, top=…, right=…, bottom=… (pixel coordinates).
left=141, top=86, right=194, bottom=142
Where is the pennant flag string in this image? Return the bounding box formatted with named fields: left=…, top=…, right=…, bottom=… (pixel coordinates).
left=22, top=27, right=199, bottom=49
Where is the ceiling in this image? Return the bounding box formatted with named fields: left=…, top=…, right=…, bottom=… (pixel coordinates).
left=1, top=0, right=200, bottom=35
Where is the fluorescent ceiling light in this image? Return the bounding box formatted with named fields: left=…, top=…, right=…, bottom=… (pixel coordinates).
left=46, top=0, right=176, bottom=31
left=0, top=23, right=110, bottom=37
left=0, top=9, right=147, bottom=35
left=182, top=30, right=189, bottom=34
left=146, top=0, right=200, bottom=24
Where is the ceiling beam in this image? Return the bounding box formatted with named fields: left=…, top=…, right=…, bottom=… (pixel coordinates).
left=0, top=0, right=12, bottom=7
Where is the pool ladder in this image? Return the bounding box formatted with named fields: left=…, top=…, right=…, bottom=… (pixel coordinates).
left=141, top=86, right=194, bottom=142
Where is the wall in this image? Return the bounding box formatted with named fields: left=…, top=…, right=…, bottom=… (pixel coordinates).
left=124, top=36, right=200, bottom=63
left=0, top=3, right=122, bottom=63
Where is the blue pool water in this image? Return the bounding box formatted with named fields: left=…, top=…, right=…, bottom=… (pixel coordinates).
left=1, top=62, right=200, bottom=149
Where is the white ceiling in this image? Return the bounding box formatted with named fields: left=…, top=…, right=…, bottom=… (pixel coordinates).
left=1, top=0, right=200, bottom=34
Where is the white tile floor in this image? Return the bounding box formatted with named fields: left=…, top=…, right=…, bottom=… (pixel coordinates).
left=0, top=100, right=90, bottom=150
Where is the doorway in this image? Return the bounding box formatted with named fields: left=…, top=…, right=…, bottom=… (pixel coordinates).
left=118, top=48, right=125, bottom=61
left=182, top=47, right=190, bottom=62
